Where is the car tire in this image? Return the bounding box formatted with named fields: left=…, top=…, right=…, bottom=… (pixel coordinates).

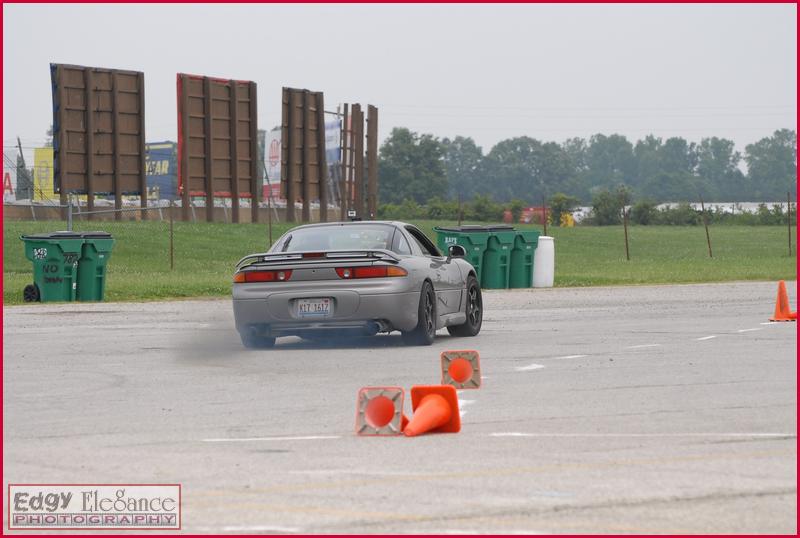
left=447, top=275, right=482, bottom=337
left=240, top=329, right=276, bottom=349
left=402, top=281, right=436, bottom=346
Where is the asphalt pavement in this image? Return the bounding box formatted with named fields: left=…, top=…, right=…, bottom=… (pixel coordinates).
left=3, top=281, right=797, bottom=534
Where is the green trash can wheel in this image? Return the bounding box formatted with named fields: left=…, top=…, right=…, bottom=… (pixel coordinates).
left=23, top=284, right=40, bottom=303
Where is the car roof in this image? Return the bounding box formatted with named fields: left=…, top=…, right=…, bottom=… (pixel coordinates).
left=283, top=221, right=413, bottom=232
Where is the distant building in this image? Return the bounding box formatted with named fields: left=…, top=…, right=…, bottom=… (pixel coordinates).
left=145, top=141, right=177, bottom=200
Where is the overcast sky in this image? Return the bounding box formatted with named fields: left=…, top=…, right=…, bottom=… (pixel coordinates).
left=3, top=3, right=796, bottom=155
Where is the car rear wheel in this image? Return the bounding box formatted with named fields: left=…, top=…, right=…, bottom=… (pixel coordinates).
left=402, top=281, right=436, bottom=346
left=447, top=275, right=482, bottom=337
left=240, top=329, right=276, bottom=349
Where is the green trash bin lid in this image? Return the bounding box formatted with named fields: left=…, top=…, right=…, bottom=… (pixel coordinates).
left=79, top=231, right=113, bottom=239
left=435, top=225, right=492, bottom=233
left=21, top=231, right=83, bottom=240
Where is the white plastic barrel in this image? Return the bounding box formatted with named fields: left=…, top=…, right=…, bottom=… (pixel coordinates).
left=532, top=236, right=554, bottom=288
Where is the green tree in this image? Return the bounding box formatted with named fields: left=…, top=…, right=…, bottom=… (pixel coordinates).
left=589, top=185, right=630, bottom=225
left=378, top=128, right=447, bottom=205
left=696, top=137, right=743, bottom=200
left=509, top=198, right=526, bottom=223
left=585, top=134, right=636, bottom=191
left=442, top=136, right=483, bottom=200
left=481, top=137, right=574, bottom=202
left=745, top=129, right=797, bottom=200
left=548, top=192, right=580, bottom=225
left=630, top=200, right=659, bottom=225
left=467, top=194, right=504, bottom=222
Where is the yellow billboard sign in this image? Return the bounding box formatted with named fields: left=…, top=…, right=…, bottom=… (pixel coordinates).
left=33, top=147, right=56, bottom=201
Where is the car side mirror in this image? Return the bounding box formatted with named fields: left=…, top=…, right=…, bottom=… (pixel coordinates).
left=448, top=245, right=466, bottom=259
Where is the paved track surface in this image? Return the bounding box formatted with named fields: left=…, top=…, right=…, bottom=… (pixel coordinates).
left=4, top=281, right=797, bottom=534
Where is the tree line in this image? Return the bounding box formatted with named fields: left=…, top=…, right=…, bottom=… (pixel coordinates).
left=377, top=128, right=797, bottom=206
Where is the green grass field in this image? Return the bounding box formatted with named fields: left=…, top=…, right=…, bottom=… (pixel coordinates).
left=3, top=219, right=796, bottom=304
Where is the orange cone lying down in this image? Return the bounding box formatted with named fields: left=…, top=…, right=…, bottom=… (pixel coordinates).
left=404, top=385, right=461, bottom=437
left=770, top=280, right=797, bottom=322
left=441, top=350, right=481, bottom=389
left=355, top=387, right=409, bottom=436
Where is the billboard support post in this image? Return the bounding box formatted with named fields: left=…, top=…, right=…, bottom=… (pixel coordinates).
left=339, top=104, right=349, bottom=221
left=366, top=105, right=378, bottom=219
left=302, top=91, right=312, bottom=222
left=137, top=72, right=148, bottom=218
left=84, top=68, right=96, bottom=219
left=203, top=77, right=214, bottom=222
left=180, top=76, right=191, bottom=222
left=316, top=93, right=329, bottom=223
left=352, top=104, right=364, bottom=218
left=229, top=81, right=241, bottom=223
left=249, top=81, right=259, bottom=223
left=111, top=71, right=122, bottom=221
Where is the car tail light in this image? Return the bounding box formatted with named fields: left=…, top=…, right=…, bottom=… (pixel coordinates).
left=233, top=269, right=293, bottom=283
left=336, top=266, right=407, bottom=279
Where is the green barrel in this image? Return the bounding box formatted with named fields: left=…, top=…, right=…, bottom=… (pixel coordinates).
left=481, top=229, right=516, bottom=289
left=77, top=232, right=115, bottom=301
left=20, top=232, right=84, bottom=302
left=434, top=226, right=491, bottom=282
left=509, top=230, right=540, bottom=288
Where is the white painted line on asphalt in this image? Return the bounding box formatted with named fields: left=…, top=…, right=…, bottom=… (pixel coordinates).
left=202, top=435, right=340, bottom=443
left=516, top=363, right=546, bottom=372
left=555, top=354, right=588, bottom=360
left=737, top=328, right=762, bottom=333
left=626, top=344, right=661, bottom=349
left=221, top=526, right=301, bottom=533
left=9, top=322, right=212, bottom=334
left=760, top=321, right=781, bottom=325
left=696, top=335, right=717, bottom=341
left=459, top=399, right=476, bottom=418
left=289, top=469, right=423, bottom=476
left=489, top=432, right=794, bottom=438
left=439, top=530, right=547, bottom=535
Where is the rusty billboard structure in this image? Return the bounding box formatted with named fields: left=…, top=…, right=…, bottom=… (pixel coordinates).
left=50, top=63, right=147, bottom=217
left=177, top=73, right=259, bottom=222
left=366, top=105, right=379, bottom=219
left=280, top=87, right=328, bottom=222
left=338, top=103, right=378, bottom=220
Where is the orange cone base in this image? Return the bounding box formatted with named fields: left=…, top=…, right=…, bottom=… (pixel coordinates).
left=441, top=350, right=481, bottom=389
left=355, top=387, right=407, bottom=436
left=404, top=385, right=461, bottom=437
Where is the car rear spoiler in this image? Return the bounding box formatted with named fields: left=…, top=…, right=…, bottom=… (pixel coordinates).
left=235, top=249, right=401, bottom=270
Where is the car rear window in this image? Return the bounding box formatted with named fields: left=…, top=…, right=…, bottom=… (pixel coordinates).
left=278, top=224, right=396, bottom=252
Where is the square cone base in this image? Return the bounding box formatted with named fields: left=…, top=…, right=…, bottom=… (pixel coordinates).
left=409, top=385, right=461, bottom=434
left=441, top=349, right=481, bottom=389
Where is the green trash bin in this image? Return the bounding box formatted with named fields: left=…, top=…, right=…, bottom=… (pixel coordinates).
left=481, top=229, right=516, bottom=289
left=77, top=232, right=115, bottom=301
left=20, top=231, right=84, bottom=302
left=509, top=230, right=540, bottom=288
left=434, top=226, right=491, bottom=282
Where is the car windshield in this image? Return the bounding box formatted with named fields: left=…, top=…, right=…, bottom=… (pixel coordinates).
left=278, top=224, right=395, bottom=252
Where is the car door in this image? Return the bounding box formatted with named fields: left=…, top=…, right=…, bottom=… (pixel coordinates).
left=404, top=226, right=463, bottom=315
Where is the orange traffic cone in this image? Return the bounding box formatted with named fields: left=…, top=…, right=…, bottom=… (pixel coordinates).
left=770, top=280, right=797, bottom=322
left=404, top=385, right=461, bottom=437
left=441, top=350, right=481, bottom=389
left=355, top=387, right=409, bottom=436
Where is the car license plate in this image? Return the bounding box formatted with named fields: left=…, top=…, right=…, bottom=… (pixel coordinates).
left=297, top=298, right=333, bottom=319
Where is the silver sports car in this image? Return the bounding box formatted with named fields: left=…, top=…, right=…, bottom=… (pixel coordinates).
left=232, top=221, right=482, bottom=348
